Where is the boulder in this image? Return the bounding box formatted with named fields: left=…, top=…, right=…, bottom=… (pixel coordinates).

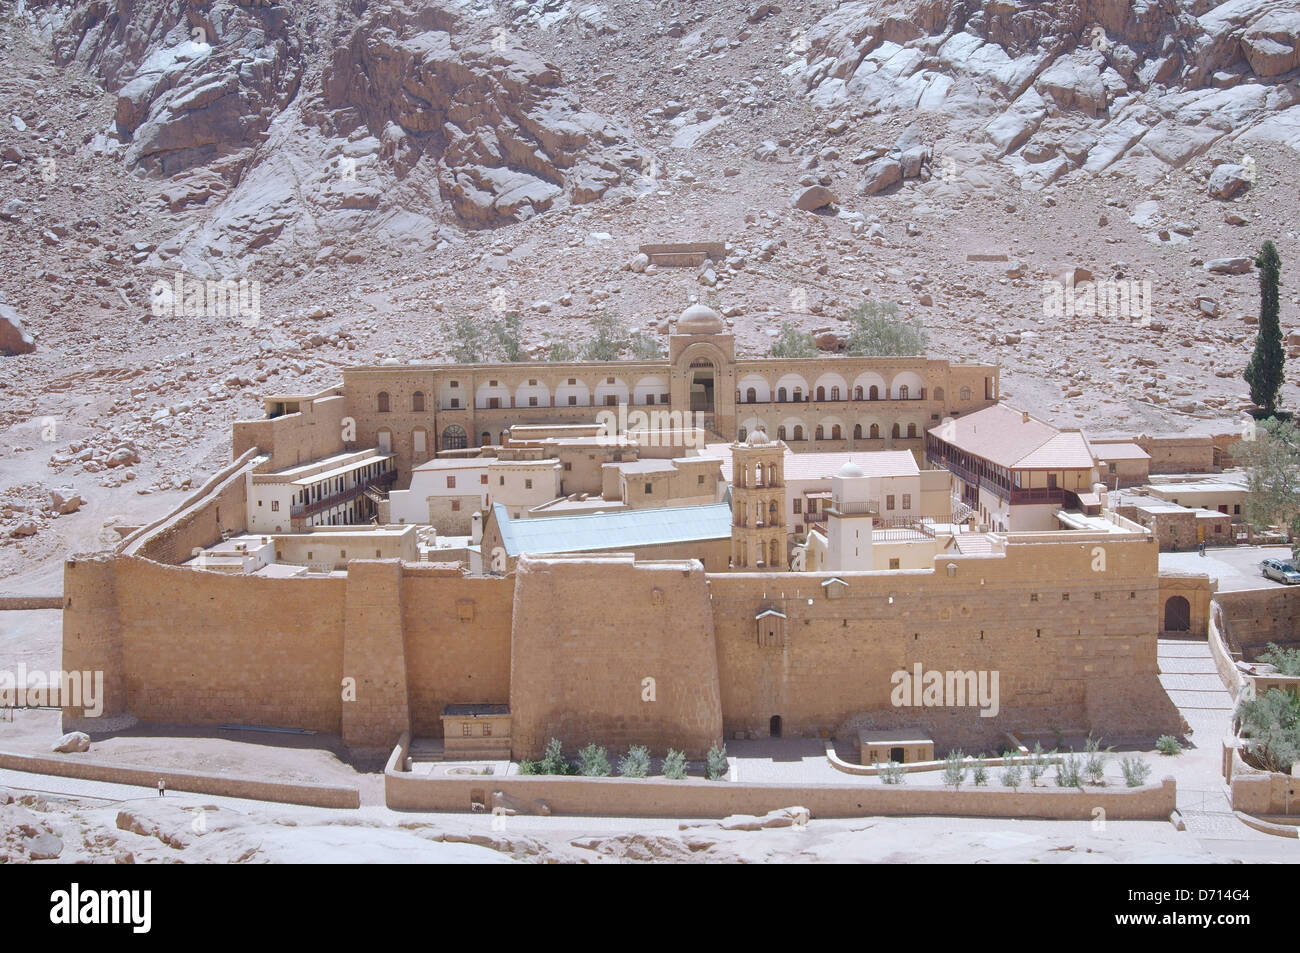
left=793, top=184, right=837, bottom=211
left=10, top=520, right=37, bottom=538
left=627, top=252, right=650, bottom=273
left=0, top=303, right=35, bottom=355
left=25, top=832, right=63, bottom=861
left=860, top=157, right=902, bottom=195
left=52, top=732, right=91, bottom=754
left=1208, top=163, right=1251, bottom=200
left=104, top=447, right=140, bottom=468
left=1242, top=11, right=1300, bottom=78
left=1205, top=257, right=1254, bottom=275
left=49, top=488, right=83, bottom=515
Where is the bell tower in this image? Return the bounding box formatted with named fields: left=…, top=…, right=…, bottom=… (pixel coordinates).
left=729, top=430, right=787, bottom=570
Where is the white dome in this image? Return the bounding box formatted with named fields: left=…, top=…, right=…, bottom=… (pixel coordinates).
left=745, top=429, right=770, bottom=446
left=676, top=303, right=724, bottom=334
left=836, top=461, right=865, bottom=479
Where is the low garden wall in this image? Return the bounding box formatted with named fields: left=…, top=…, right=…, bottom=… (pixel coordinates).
left=1227, top=747, right=1299, bottom=817
left=0, top=749, right=361, bottom=809
left=384, top=737, right=1176, bottom=820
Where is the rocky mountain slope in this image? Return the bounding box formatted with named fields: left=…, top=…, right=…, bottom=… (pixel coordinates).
left=1, top=0, right=1299, bottom=585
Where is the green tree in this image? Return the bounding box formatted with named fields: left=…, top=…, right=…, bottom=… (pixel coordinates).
left=630, top=331, right=665, bottom=360
left=1232, top=418, right=1300, bottom=562
left=583, top=311, right=629, bottom=361
left=491, top=310, right=528, bottom=362
left=450, top=314, right=486, bottom=364
left=942, top=749, right=966, bottom=789
left=1260, top=642, right=1300, bottom=677
left=767, top=320, right=817, bottom=358
left=539, top=737, right=573, bottom=775
left=705, top=743, right=728, bottom=780
left=662, top=749, right=688, bottom=780
left=1237, top=687, right=1300, bottom=773
left=1245, top=240, right=1284, bottom=416
left=618, top=745, right=651, bottom=778
left=578, top=743, right=611, bottom=776
left=844, top=300, right=928, bottom=356
left=547, top=335, right=578, bottom=362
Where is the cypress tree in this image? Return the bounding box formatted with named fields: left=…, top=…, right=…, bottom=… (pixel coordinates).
left=1245, top=240, right=1285, bottom=416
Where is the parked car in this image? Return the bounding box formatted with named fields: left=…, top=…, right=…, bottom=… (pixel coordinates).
left=1261, top=559, right=1300, bottom=585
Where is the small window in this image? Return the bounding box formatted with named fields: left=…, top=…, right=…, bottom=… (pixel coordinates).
left=480, top=474, right=488, bottom=484
left=568, top=378, right=577, bottom=386
left=450, top=380, right=459, bottom=388
left=1062, top=593, right=1070, bottom=602
left=605, top=394, right=617, bottom=406
left=447, top=475, right=456, bottom=489
left=698, top=474, right=706, bottom=484
left=375, top=550, right=381, bottom=558
left=307, top=551, right=313, bottom=560
left=1094, top=592, right=1101, bottom=600
left=568, top=395, right=577, bottom=406
left=339, top=550, right=347, bottom=559
left=564, top=462, right=572, bottom=471
left=607, top=377, right=615, bottom=384
left=645, top=482, right=653, bottom=494
left=450, top=397, right=460, bottom=409
left=451, top=500, right=461, bottom=512
left=1030, top=593, right=1039, bottom=602
left=499, top=476, right=505, bottom=486
left=646, top=394, right=655, bottom=405
left=1129, top=591, right=1136, bottom=599
left=886, top=495, right=896, bottom=510
left=902, top=494, right=911, bottom=510
left=529, top=396, right=538, bottom=407
left=525, top=479, right=533, bottom=490
left=793, top=499, right=802, bottom=514
left=482, top=724, right=492, bottom=737
left=489, top=380, right=499, bottom=387
left=462, top=724, right=473, bottom=736
left=529, top=379, right=537, bottom=386
left=271, top=500, right=279, bottom=512
left=889, top=558, right=901, bottom=570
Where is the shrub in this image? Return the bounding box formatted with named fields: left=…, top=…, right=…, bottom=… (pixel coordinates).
left=1084, top=735, right=1109, bottom=785
left=450, top=314, right=485, bottom=363
left=547, top=336, right=578, bottom=362
left=490, top=310, right=528, bottom=362
left=1259, top=642, right=1300, bottom=677
left=1120, top=755, right=1152, bottom=788
left=1000, top=759, right=1023, bottom=789
left=942, top=749, right=967, bottom=789
left=582, top=311, right=629, bottom=361
left=1155, top=735, right=1183, bottom=756
left=844, top=300, right=927, bottom=357
left=539, top=737, right=573, bottom=775
left=517, top=759, right=539, bottom=775
left=972, top=755, right=988, bottom=786
left=879, top=760, right=906, bottom=784
left=767, top=320, right=817, bottom=358
left=662, top=749, right=688, bottom=780
left=630, top=331, right=665, bottom=360
left=1237, top=687, right=1300, bottom=772
left=1026, top=742, right=1050, bottom=787
left=706, top=743, right=728, bottom=781
left=578, top=743, right=611, bottom=777
left=618, top=745, right=650, bottom=778
left=1054, top=754, right=1083, bottom=788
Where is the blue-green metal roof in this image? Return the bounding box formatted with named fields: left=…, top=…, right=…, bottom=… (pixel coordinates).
left=494, top=502, right=732, bottom=557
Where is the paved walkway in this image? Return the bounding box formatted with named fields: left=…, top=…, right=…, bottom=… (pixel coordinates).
left=1156, top=639, right=1244, bottom=839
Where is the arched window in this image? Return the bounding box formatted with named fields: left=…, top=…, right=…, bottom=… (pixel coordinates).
left=960, top=386, right=971, bottom=401
left=830, top=386, right=840, bottom=401
left=746, top=387, right=757, bottom=403
left=870, top=423, right=880, bottom=439
left=793, top=425, right=804, bottom=441
left=738, top=427, right=748, bottom=442
left=891, top=423, right=901, bottom=438
left=778, top=387, right=788, bottom=403
left=769, top=501, right=778, bottom=520
left=907, top=423, right=917, bottom=438
left=377, top=391, right=390, bottom=413
left=854, top=386, right=863, bottom=400
left=869, top=385, right=879, bottom=400
left=934, top=387, right=945, bottom=402
left=412, top=391, right=425, bottom=412
left=854, top=424, right=862, bottom=439
left=767, top=464, right=777, bottom=485
left=770, top=539, right=780, bottom=568
left=793, top=387, right=803, bottom=402
left=755, top=464, right=765, bottom=487
left=815, top=425, right=825, bottom=440
left=480, top=431, right=491, bottom=446
left=777, top=426, right=787, bottom=440
left=899, top=385, right=909, bottom=400
left=832, top=424, right=843, bottom=440
left=816, top=386, right=826, bottom=402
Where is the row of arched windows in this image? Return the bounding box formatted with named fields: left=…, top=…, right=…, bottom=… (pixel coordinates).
left=737, top=423, right=921, bottom=442
left=376, top=391, right=425, bottom=413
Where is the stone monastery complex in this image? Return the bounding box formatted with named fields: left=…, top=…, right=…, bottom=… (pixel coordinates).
left=65, top=304, right=1217, bottom=764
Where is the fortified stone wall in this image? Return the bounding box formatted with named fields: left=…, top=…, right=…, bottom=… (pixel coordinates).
left=232, top=393, right=347, bottom=471
left=508, top=555, right=724, bottom=759
left=1215, top=586, right=1300, bottom=659
left=125, top=449, right=258, bottom=566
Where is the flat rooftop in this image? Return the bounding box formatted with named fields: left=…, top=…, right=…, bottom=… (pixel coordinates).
left=494, top=501, right=732, bottom=557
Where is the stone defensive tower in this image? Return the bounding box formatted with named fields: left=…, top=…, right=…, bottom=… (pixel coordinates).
left=729, top=430, right=787, bottom=569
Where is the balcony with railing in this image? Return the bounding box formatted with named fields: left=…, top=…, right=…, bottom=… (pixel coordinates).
left=291, top=469, right=397, bottom=519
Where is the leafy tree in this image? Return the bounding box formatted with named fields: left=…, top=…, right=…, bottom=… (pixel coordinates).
left=1084, top=735, right=1110, bottom=784
left=972, top=755, right=988, bottom=786
left=1245, top=240, right=1284, bottom=416
left=1233, top=418, right=1300, bottom=563
left=1260, top=642, right=1300, bottom=677
left=1026, top=742, right=1050, bottom=787
left=844, top=300, right=928, bottom=357
left=582, top=310, right=629, bottom=361
left=618, top=745, right=651, bottom=778
left=630, top=331, right=665, bottom=360
left=705, top=743, right=728, bottom=780
left=1054, top=754, right=1083, bottom=787
left=450, top=314, right=486, bottom=364
left=662, top=748, right=688, bottom=780
left=491, top=310, right=528, bottom=362
left=1236, top=687, right=1300, bottom=773
left=578, top=743, right=611, bottom=776
left=999, top=758, right=1022, bottom=788
left=767, top=320, right=818, bottom=358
